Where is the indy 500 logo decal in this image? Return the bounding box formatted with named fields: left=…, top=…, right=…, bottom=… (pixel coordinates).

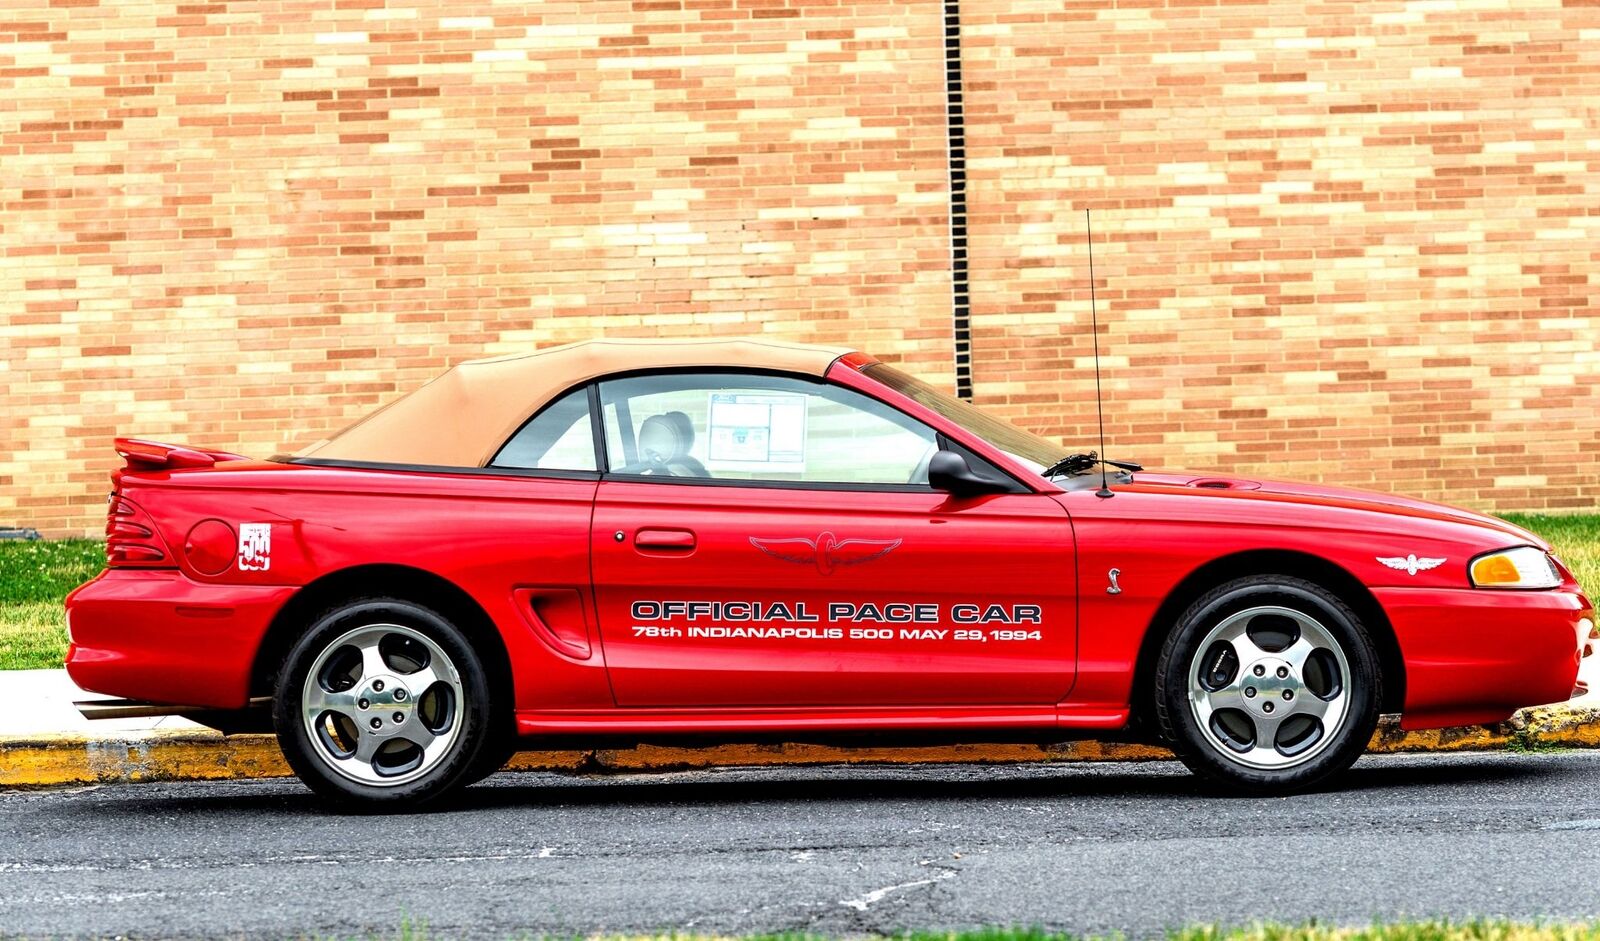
left=238, top=523, right=272, bottom=572
left=749, top=532, right=900, bottom=576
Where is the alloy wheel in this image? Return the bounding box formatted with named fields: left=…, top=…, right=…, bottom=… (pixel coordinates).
left=300, top=623, right=464, bottom=787
left=1186, top=604, right=1351, bottom=770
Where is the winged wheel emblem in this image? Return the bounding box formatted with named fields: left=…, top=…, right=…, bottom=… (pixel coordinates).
left=750, top=532, right=901, bottom=576
left=1377, top=554, right=1446, bottom=576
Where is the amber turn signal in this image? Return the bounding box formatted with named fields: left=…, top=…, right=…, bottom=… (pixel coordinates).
left=1468, top=546, right=1561, bottom=590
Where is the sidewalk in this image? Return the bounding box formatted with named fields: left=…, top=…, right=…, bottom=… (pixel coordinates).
left=0, top=669, right=205, bottom=737
left=1, top=659, right=1596, bottom=788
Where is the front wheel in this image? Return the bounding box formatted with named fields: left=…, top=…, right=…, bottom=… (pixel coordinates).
left=1153, top=575, right=1382, bottom=793
left=273, top=598, right=495, bottom=810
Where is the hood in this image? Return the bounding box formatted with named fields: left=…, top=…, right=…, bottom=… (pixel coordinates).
left=1127, top=471, right=1545, bottom=549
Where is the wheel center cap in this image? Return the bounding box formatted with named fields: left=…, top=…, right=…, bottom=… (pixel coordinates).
left=1240, top=657, right=1299, bottom=715
left=360, top=675, right=411, bottom=733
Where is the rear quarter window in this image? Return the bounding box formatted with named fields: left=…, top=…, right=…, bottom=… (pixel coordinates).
left=490, top=388, right=597, bottom=472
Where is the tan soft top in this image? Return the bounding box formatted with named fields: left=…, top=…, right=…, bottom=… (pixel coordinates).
left=296, top=337, right=854, bottom=467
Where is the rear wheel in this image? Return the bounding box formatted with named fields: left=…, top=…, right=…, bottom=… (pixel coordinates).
left=273, top=598, right=495, bottom=810
left=1154, top=575, right=1381, bottom=793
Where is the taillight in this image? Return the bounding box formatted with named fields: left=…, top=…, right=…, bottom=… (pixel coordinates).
left=106, top=493, right=171, bottom=567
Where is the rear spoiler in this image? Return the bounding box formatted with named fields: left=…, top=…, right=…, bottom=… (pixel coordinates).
left=114, top=437, right=249, bottom=470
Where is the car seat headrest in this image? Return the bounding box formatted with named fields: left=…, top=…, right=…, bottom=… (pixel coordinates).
left=638, top=412, right=694, bottom=463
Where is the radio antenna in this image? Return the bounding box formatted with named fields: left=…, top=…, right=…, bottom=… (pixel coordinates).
left=1086, top=209, right=1113, bottom=499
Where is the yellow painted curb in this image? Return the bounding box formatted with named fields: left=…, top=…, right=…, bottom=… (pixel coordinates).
left=0, top=732, right=291, bottom=788
left=2, top=707, right=1596, bottom=788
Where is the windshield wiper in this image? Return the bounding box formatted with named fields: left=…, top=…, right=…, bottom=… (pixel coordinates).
left=1042, top=451, right=1144, bottom=478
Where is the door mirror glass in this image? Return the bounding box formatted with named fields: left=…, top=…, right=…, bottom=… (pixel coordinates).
left=927, top=449, right=1011, bottom=497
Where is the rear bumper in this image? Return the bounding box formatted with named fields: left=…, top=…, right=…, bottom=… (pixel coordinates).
left=65, top=570, right=295, bottom=710
left=1378, top=584, right=1593, bottom=730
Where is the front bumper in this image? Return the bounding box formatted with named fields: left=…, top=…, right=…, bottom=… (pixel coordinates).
left=65, top=569, right=296, bottom=710
left=1378, top=583, right=1593, bottom=730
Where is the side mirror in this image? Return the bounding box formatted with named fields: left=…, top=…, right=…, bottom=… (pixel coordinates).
left=927, top=449, right=1011, bottom=497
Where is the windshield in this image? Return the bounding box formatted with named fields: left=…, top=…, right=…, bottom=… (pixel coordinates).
left=861, top=363, right=1064, bottom=474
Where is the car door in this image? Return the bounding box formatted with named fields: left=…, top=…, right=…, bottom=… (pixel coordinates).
left=588, top=370, right=1077, bottom=708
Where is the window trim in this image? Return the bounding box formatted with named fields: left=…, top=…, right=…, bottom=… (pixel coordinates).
left=285, top=456, right=600, bottom=482
left=599, top=473, right=939, bottom=494
left=588, top=367, right=950, bottom=493
left=587, top=383, right=609, bottom=473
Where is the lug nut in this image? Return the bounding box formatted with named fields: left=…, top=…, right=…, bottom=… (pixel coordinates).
left=1282, top=690, right=1294, bottom=701
left=358, top=698, right=369, bottom=710
left=1263, top=702, right=1275, bottom=714
left=393, top=712, right=405, bottom=723
left=1253, top=665, right=1265, bottom=677
left=1245, top=687, right=1257, bottom=698
left=1276, top=667, right=1289, bottom=679
left=372, top=680, right=385, bottom=692
left=369, top=718, right=382, bottom=730
left=393, top=689, right=406, bottom=702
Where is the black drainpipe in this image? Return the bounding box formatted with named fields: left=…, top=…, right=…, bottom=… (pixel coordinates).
left=943, top=0, right=973, bottom=400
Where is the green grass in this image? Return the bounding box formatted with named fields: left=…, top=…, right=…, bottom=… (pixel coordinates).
left=1501, top=513, right=1600, bottom=599
left=0, top=539, right=104, bottom=670
left=0, top=515, right=1593, bottom=673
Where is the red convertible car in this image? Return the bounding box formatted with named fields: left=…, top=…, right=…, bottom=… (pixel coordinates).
left=66, top=338, right=1593, bottom=808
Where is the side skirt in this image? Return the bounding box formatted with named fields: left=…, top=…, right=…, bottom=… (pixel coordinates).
left=514, top=702, right=1132, bottom=744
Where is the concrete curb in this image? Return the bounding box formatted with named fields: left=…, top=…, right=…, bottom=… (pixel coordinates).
left=3, top=705, right=1597, bottom=788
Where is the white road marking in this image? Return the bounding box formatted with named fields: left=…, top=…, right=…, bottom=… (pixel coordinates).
left=1544, top=819, right=1600, bottom=830
left=0, top=848, right=566, bottom=875
left=839, top=869, right=955, bottom=911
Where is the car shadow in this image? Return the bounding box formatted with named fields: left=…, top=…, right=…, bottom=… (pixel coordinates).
left=1337, top=750, right=1571, bottom=792
left=81, top=750, right=1573, bottom=818
left=442, top=751, right=1564, bottom=811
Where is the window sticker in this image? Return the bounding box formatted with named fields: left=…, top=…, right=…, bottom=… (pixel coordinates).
left=705, top=391, right=807, bottom=472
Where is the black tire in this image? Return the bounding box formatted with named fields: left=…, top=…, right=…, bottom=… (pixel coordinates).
left=273, top=597, right=496, bottom=811
left=464, top=726, right=520, bottom=786
left=1153, top=575, right=1382, bottom=794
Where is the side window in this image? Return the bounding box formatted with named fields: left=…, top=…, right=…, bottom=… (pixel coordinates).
left=597, top=373, right=938, bottom=486
left=490, top=387, right=597, bottom=472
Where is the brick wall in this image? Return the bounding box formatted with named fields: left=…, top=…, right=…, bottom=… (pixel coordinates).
left=958, top=0, right=1600, bottom=512
left=3, top=0, right=1597, bottom=537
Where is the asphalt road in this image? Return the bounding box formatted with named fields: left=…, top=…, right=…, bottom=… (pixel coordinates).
left=3, top=752, right=1600, bottom=940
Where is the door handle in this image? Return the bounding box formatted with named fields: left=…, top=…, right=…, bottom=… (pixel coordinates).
left=634, top=528, right=696, bottom=551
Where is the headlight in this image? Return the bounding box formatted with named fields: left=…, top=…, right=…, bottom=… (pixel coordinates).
left=1469, top=546, right=1561, bottom=590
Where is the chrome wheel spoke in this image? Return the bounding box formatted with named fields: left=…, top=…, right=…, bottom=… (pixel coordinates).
left=1250, top=709, right=1287, bottom=749
left=358, top=640, right=389, bottom=683
left=1281, top=636, right=1318, bottom=672
left=402, top=664, right=442, bottom=697
left=399, top=717, right=439, bottom=753
left=1293, top=688, right=1332, bottom=721
left=1194, top=684, right=1244, bottom=723
left=1225, top=629, right=1272, bottom=664
left=304, top=685, right=358, bottom=722
left=351, top=729, right=384, bottom=765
